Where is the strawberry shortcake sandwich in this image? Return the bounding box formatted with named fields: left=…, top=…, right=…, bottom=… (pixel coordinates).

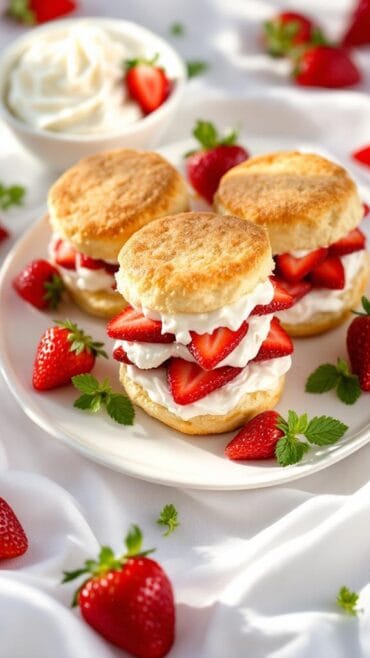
left=107, top=211, right=294, bottom=435
left=47, top=149, right=189, bottom=318
left=215, top=151, right=369, bottom=336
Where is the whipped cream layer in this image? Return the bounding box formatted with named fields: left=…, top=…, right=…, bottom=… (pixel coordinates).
left=118, top=279, right=275, bottom=345
left=278, top=250, right=366, bottom=324
left=115, top=314, right=273, bottom=369
left=7, top=24, right=143, bottom=134
left=49, top=236, right=118, bottom=294
left=125, top=356, right=291, bottom=420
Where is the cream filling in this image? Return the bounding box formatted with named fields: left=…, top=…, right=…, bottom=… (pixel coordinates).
left=278, top=250, right=366, bottom=324
left=49, top=235, right=118, bottom=294
left=117, top=279, right=275, bottom=345
left=125, top=356, right=292, bottom=420
left=7, top=23, right=143, bottom=134
left=114, top=314, right=273, bottom=369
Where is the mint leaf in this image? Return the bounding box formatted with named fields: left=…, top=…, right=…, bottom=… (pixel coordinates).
left=74, top=394, right=96, bottom=411
left=157, top=504, right=180, bottom=536
left=304, top=416, right=348, bottom=446
left=72, top=374, right=99, bottom=394
left=336, top=586, right=360, bottom=616
left=170, top=22, right=185, bottom=36
left=275, top=436, right=309, bottom=466
left=306, top=364, right=339, bottom=393
left=337, top=375, right=361, bottom=405
left=186, top=60, right=208, bottom=79
left=0, top=183, right=26, bottom=210
left=106, top=394, right=135, bottom=426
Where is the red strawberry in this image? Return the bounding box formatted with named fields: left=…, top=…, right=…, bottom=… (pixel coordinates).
left=107, top=307, right=175, bottom=344
left=167, top=358, right=241, bottom=405
left=364, top=203, right=370, bottom=217
left=347, top=296, right=370, bottom=391
left=0, top=497, right=28, bottom=560
left=329, top=228, right=366, bottom=257
left=251, top=276, right=294, bottom=315
left=342, top=0, right=370, bottom=47
left=276, top=248, right=328, bottom=283
left=9, top=0, right=76, bottom=23
left=13, top=259, right=64, bottom=310
left=63, top=526, right=175, bottom=658
left=79, top=254, right=107, bottom=270
left=273, top=277, right=312, bottom=304
left=225, top=410, right=283, bottom=460
left=310, top=255, right=345, bottom=289
left=54, top=239, right=77, bottom=270
left=185, top=120, right=248, bottom=203
left=353, top=145, right=370, bottom=167
left=33, top=320, right=107, bottom=391
left=252, top=318, right=293, bottom=362
left=126, top=56, right=170, bottom=115
left=188, top=322, right=248, bottom=370
left=0, top=224, right=9, bottom=244
left=263, top=12, right=320, bottom=57
left=113, top=346, right=133, bottom=364
left=294, top=46, right=361, bottom=88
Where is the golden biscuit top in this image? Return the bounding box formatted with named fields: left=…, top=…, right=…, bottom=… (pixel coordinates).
left=116, top=211, right=274, bottom=313
left=48, top=149, right=189, bottom=260
left=214, top=151, right=363, bottom=254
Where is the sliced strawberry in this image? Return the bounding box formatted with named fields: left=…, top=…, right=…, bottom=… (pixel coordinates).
left=329, top=228, right=366, bottom=257
left=167, top=358, right=241, bottom=405
left=273, top=277, right=312, bottom=304
left=310, top=255, right=345, bottom=289
left=276, top=248, right=328, bottom=283
left=112, top=346, right=133, bottom=364
left=251, top=277, right=294, bottom=315
left=225, top=410, right=284, bottom=460
left=126, top=61, right=170, bottom=114
left=107, top=306, right=175, bottom=343
left=79, top=254, right=107, bottom=270
left=342, top=0, right=370, bottom=47
left=353, top=145, right=370, bottom=167
left=188, top=322, right=248, bottom=370
left=252, top=318, right=293, bottom=362
left=104, top=262, right=119, bottom=275
left=363, top=203, right=369, bottom=217
left=54, top=239, right=77, bottom=270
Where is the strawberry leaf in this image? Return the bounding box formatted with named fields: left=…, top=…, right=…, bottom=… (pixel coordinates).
left=125, top=524, right=143, bottom=556
left=43, top=274, right=64, bottom=310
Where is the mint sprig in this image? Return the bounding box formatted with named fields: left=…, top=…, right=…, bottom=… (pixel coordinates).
left=186, top=60, right=209, bottom=79
left=170, top=22, right=185, bottom=36
left=157, top=504, right=179, bottom=537
left=0, top=182, right=26, bottom=210
left=72, top=374, right=135, bottom=426
left=306, top=358, right=361, bottom=405
left=336, top=586, right=361, bottom=616
left=275, top=410, right=348, bottom=466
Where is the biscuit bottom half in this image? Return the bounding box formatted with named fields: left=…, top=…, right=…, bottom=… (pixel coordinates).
left=119, top=364, right=285, bottom=436
left=64, top=279, right=127, bottom=319
left=280, top=258, right=369, bottom=338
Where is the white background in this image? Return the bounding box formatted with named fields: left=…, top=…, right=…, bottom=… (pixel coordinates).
left=1, top=1, right=370, bottom=657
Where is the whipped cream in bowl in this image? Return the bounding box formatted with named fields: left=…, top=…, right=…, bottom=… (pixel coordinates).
left=0, top=18, right=186, bottom=168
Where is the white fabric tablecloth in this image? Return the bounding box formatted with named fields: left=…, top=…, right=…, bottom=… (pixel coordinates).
left=1, top=1, right=370, bottom=656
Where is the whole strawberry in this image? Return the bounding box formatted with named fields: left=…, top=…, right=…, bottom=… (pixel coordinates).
left=63, top=525, right=175, bottom=658
left=185, top=120, right=249, bottom=204
left=294, top=46, right=361, bottom=88
left=347, top=296, right=370, bottom=392
left=0, top=497, right=28, bottom=560
left=263, top=11, right=324, bottom=58
left=8, top=0, right=76, bottom=24
left=33, top=320, right=107, bottom=391
left=13, top=259, right=64, bottom=310
left=0, top=224, right=9, bottom=244
left=342, top=0, right=370, bottom=47
left=225, top=411, right=284, bottom=460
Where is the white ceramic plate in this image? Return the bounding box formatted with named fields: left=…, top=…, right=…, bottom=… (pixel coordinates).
left=0, top=97, right=369, bottom=490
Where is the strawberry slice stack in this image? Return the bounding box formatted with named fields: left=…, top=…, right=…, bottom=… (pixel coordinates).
left=107, top=276, right=294, bottom=407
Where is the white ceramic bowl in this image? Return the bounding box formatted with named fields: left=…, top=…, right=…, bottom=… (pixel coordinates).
left=0, top=17, right=186, bottom=170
